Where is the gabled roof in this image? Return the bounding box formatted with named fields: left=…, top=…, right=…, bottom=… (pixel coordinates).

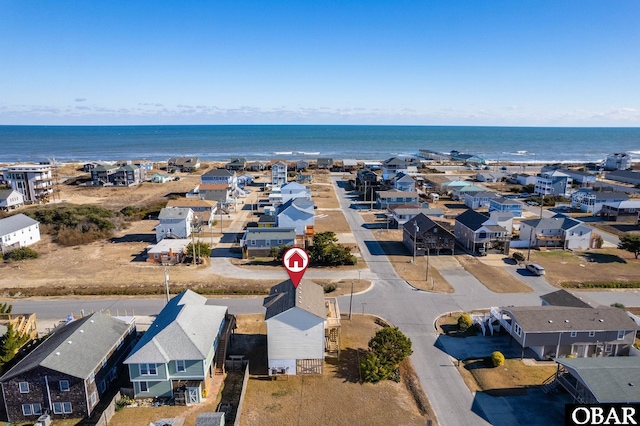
left=377, top=190, right=419, bottom=198
left=540, top=290, right=600, bottom=308
left=203, top=168, right=234, bottom=177
left=0, top=214, right=39, bottom=236
left=394, top=174, right=415, bottom=183
left=573, top=189, right=629, bottom=201
left=167, top=199, right=216, bottom=208
left=383, top=157, right=407, bottom=166
left=467, top=191, right=498, bottom=199
left=555, top=357, right=640, bottom=403
left=491, top=197, right=523, bottom=206
left=263, top=280, right=326, bottom=321
left=502, top=306, right=637, bottom=333
left=602, top=200, right=640, bottom=209
left=244, top=227, right=296, bottom=240
left=158, top=207, right=193, bottom=220
left=404, top=213, right=455, bottom=237
left=125, top=290, right=227, bottom=364
left=277, top=198, right=315, bottom=217
left=0, top=189, right=20, bottom=200
left=455, top=209, right=490, bottom=231
left=521, top=216, right=582, bottom=231
left=281, top=182, right=307, bottom=192
left=1, top=313, right=132, bottom=381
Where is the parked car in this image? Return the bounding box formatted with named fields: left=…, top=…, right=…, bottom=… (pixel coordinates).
left=526, top=263, right=546, bottom=276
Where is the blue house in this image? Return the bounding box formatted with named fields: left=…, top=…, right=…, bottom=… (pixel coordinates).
left=489, top=197, right=524, bottom=218
left=124, top=290, right=233, bottom=405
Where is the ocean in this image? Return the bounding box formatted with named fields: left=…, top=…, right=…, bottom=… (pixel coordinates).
left=1, top=125, right=638, bottom=164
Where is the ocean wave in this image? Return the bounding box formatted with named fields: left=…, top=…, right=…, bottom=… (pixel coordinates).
left=628, top=151, right=640, bottom=155
left=273, top=151, right=293, bottom=155
left=296, top=151, right=320, bottom=156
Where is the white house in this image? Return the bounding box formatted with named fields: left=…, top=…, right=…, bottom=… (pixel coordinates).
left=201, top=169, right=237, bottom=191
left=156, top=207, right=194, bottom=243
left=0, top=214, right=40, bottom=252
left=269, top=182, right=311, bottom=205
left=276, top=198, right=315, bottom=235
left=0, top=189, right=24, bottom=211
left=463, top=190, right=498, bottom=210
left=604, top=153, right=632, bottom=171
left=571, top=189, right=629, bottom=215
left=263, top=280, right=340, bottom=375
left=519, top=216, right=592, bottom=250
left=1, top=164, right=54, bottom=203
left=271, top=162, right=288, bottom=187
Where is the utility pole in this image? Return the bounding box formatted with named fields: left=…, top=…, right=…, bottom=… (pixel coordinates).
left=413, top=223, right=419, bottom=263
left=164, top=265, right=170, bottom=303
left=349, top=280, right=354, bottom=320
left=426, top=247, right=430, bottom=281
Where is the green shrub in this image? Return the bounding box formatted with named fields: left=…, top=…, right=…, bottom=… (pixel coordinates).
left=115, top=396, right=135, bottom=411
left=457, top=313, right=473, bottom=331
left=491, top=351, right=505, bottom=367
left=185, top=242, right=212, bottom=258
left=611, top=302, right=626, bottom=310
left=323, top=284, right=337, bottom=293
left=360, top=327, right=413, bottom=383
left=512, top=251, right=525, bottom=263
left=5, top=247, right=39, bottom=261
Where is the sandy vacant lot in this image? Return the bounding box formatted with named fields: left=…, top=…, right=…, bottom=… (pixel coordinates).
left=241, top=315, right=430, bottom=426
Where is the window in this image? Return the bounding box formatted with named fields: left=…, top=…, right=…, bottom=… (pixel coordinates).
left=53, top=402, right=72, bottom=414
left=139, top=381, right=148, bottom=392
left=90, top=392, right=98, bottom=406
left=605, top=344, right=613, bottom=353
left=176, top=360, right=186, bottom=373
left=22, top=403, right=42, bottom=416
left=618, top=330, right=626, bottom=340
left=250, top=240, right=256, bottom=246
left=265, top=239, right=271, bottom=247
left=513, top=323, right=522, bottom=337
left=588, top=330, right=596, bottom=337
left=570, top=331, right=577, bottom=338
left=140, top=363, right=157, bottom=376
left=19, top=382, right=29, bottom=393
left=59, top=380, right=70, bottom=392
left=89, top=372, right=95, bottom=383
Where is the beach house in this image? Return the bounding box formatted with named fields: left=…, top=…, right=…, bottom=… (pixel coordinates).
left=276, top=198, right=315, bottom=236
left=403, top=213, right=455, bottom=256
left=519, top=216, right=592, bottom=250
left=271, top=162, right=288, bottom=186
left=0, top=214, right=41, bottom=253
left=464, top=190, right=498, bottom=210
left=124, top=290, right=234, bottom=405
left=1, top=164, right=54, bottom=203
left=167, top=157, right=200, bottom=173
left=570, top=189, right=629, bottom=215
left=603, top=153, right=632, bottom=171
left=0, top=189, right=24, bottom=211
left=156, top=207, right=194, bottom=242
left=454, top=209, right=510, bottom=254
left=240, top=228, right=297, bottom=258
left=263, top=280, right=340, bottom=376
left=201, top=169, right=237, bottom=191
left=600, top=200, right=640, bottom=224
left=489, top=197, right=524, bottom=218
left=0, top=313, right=136, bottom=424
left=535, top=170, right=571, bottom=196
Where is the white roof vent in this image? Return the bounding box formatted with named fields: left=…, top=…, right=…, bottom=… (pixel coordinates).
left=548, top=320, right=553, bottom=323
left=68, top=341, right=72, bottom=344
left=55, top=352, right=60, bottom=356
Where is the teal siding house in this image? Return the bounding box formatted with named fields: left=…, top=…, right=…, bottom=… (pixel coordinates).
left=124, top=290, right=234, bottom=405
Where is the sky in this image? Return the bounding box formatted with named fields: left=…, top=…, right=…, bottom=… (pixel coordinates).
left=1, top=1, right=639, bottom=126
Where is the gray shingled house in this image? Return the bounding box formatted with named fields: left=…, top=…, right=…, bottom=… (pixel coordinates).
left=0, top=313, right=136, bottom=424
left=263, top=280, right=340, bottom=376
left=124, top=290, right=234, bottom=405
left=496, top=303, right=638, bottom=359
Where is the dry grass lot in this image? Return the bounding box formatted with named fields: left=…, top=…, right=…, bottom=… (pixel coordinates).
left=368, top=228, right=454, bottom=293
left=314, top=209, right=351, bottom=233
left=241, top=315, right=432, bottom=426
left=310, top=184, right=340, bottom=209
left=0, top=219, right=279, bottom=294
left=529, top=248, right=640, bottom=287
left=457, top=358, right=557, bottom=396
left=457, top=255, right=533, bottom=293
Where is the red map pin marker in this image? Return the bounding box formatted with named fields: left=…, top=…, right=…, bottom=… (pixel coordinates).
left=283, top=247, right=309, bottom=288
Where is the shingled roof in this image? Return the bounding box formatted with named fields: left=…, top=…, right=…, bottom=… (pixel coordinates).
left=263, top=280, right=326, bottom=321
left=124, top=290, right=227, bottom=364
left=502, top=306, right=637, bottom=333
left=1, top=313, right=133, bottom=381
